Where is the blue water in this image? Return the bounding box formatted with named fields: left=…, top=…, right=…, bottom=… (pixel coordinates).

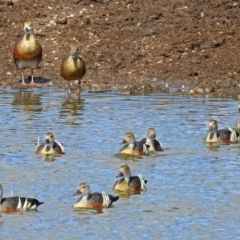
left=0, top=88, right=240, bottom=239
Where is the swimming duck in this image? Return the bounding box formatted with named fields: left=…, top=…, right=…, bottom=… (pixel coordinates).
left=35, top=132, right=65, bottom=155
left=119, top=132, right=149, bottom=156
left=113, top=165, right=147, bottom=192
left=13, top=21, right=42, bottom=85
left=72, top=182, right=119, bottom=209
left=0, top=183, right=44, bottom=213
left=234, top=102, right=240, bottom=135
left=205, top=119, right=238, bottom=144
left=140, top=128, right=163, bottom=151
left=60, top=44, right=86, bottom=95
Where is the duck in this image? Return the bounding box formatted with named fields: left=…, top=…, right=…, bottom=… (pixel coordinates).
left=119, top=132, right=149, bottom=156
left=35, top=132, right=65, bottom=155
left=234, top=102, right=240, bottom=135
left=0, top=183, right=44, bottom=213
left=205, top=119, right=238, bottom=144
left=140, top=128, right=163, bottom=151
left=60, top=44, right=86, bottom=95
left=72, top=182, right=119, bottom=209
left=13, top=21, right=42, bottom=85
left=113, top=165, right=147, bottom=192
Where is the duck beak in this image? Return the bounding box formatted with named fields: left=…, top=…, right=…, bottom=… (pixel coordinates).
left=71, top=52, right=79, bottom=59
left=149, top=133, right=156, bottom=139
left=121, top=139, right=127, bottom=144
left=73, top=189, right=81, bottom=196
left=206, top=123, right=212, bottom=132
left=24, top=27, right=30, bottom=33
left=207, top=126, right=213, bottom=132
left=116, top=172, right=123, bottom=178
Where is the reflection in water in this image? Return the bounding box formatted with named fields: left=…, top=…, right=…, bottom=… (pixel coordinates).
left=74, top=208, right=104, bottom=214
left=43, top=154, right=62, bottom=162
left=60, top=95, right=85, bottom=117
left=2, top=91, right=240, bottom=239
left=112, top=189, right=142, bottom=199
left=114, top=153, right=145, bottom=161
left=11, top=90, right=42, bottom=113
left=206, top=142, right=220, bottom=150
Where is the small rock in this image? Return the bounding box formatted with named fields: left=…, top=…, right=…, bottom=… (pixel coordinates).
left=57, top=17, right=68, bottom=25
left=49, top=20, right=56, bottom=25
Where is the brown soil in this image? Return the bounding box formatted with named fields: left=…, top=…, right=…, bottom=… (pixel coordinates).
left=1, top=0, right=240, bottom=98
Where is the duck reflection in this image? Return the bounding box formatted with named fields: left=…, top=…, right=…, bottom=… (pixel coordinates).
left=60, top=95, right=85, bottom=117
left=114, top=152, right=144, bottom=161
left=12, top=90, right=42, bottom=113
left=43, top=154, right=62, bottom=162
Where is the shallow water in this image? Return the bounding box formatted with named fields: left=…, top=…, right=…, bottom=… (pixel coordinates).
left=0, top=88, right=240, bottom=239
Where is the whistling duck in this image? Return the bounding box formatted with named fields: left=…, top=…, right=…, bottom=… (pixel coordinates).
left=0, top=183, right=44, bottom=213
left=140, top=128, right=163, bottom=151
left=205, top=119, right=238, bottom=144
left=60, top=44, right=86, bottom=95
left=13, top=21, right=42, bottom=85
left=119, top=132, right=149, bottom=156
left=72, top=182, right=119, bottom=209
left=35, top=132, right=65, bottom=155
left=113, top=165, right=147, bottom=192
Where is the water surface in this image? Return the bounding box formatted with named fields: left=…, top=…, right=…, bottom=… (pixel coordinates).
left=0, top=88, right=240, bottom=239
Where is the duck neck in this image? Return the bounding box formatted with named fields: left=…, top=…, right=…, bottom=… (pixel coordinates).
left=124, top=173, right=131, bottom=184
left=82, top=192, right=89, bottom=197
left=46, top=140, right=55, bottom=147
left=206, top=131, right=218, bottom=142
left=147, top=137, right=154, bottom=145
left=24, top=34, right=35, bottom=42
left=129, top=140, right=137, bottom=150
left=82, top=189, right=90, bottom=198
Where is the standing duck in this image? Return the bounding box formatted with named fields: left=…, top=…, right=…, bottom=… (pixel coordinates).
left=35, top=132, right=65, bottom=155
left=60, top=44, right=86, bottom=95
left=140, top=128, right=163, bottom=152
left=13, top=21, right=42, bottom=85
left=119, top=132, right=149, bottom=156
left=72, top=182, right=119, bottom=209
left=113, top=165, right=147, bottom=192
left=205, top=119, right=238, bottom=144
left=0, top=183, right=44, bottom=213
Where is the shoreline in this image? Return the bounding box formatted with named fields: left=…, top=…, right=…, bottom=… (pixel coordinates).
left=1, top=1, right=240, bottom=99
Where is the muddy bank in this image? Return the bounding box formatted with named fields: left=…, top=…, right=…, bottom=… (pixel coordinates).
left=0, top=0, right=240, bottom=98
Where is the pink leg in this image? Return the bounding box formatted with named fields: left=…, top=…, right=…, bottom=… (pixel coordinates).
left=21, top=69, right=26, bottom=84
left=68, top=82, right=71, bottom=95
left=30, top=68, right=35, bottom=85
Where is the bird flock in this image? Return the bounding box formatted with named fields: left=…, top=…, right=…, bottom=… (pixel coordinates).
left=1, top=20, right=239, bottom=213
left=1, top=20, right=165, bottom=213
left=12, top=21, right=86, bottom=95
left=0, top=126, right=163, bottom=212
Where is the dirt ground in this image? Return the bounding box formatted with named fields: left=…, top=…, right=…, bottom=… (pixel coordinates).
left=1, top=0, right=240, bottom=98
